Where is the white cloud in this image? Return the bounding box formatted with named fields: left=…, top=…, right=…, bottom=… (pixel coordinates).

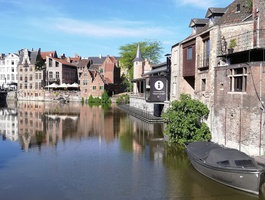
left=47, top=18, right=173, bottom=38
left=172, top=0, right=231, bottom=9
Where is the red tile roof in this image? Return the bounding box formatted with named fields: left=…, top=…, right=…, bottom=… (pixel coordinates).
left=41, top=51, right=57, bottom=59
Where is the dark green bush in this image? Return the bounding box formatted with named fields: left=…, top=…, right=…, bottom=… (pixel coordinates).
left=162, top=93, right=211, bottom=145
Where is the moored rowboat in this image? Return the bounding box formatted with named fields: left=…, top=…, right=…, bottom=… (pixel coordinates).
left=185, top=141, right=265, bottom=195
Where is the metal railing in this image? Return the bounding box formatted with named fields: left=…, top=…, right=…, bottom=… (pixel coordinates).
left=218, top=29, right=265, bottom=56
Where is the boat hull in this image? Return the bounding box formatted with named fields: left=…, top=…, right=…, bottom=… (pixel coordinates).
left=187, top=151, right=265, bottom=195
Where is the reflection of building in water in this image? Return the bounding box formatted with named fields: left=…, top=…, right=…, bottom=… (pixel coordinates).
left=17, top=101, right=45, bottom=151
left=0, top=108, right=18, bottom=141
left=46, top=114, right=78, bottom=143
left=78, top=105, right=121, bottom=143
left=17, top=101, right=80, bottom=151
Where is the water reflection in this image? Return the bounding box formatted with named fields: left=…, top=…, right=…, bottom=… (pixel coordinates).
left=1, top=101, right=265, bottom=200
left=2, top=101, right=164, bottom=154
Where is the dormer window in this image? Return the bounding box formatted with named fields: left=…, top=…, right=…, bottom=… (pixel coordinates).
left=209, top=16, right=214, bottom=26
left=192, top=27, right=196, bottom=34
left=236, top=4, right=240, bottom=13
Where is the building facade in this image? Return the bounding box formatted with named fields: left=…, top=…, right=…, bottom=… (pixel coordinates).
left=79, top=55, right=121, bottom=99
left=0, top=53, right=19, bottom=90
left=170, top=0, right=265, bottom=155
left=17, top=48, right=46, bottom=101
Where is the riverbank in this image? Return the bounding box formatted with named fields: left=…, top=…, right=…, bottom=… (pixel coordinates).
left=118, top=104, right=164, bottom=123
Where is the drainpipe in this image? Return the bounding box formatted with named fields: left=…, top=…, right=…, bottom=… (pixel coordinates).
left=260, top=62, right=264, bottom=154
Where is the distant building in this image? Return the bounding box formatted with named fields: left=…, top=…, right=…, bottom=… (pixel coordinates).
left=0, top=108, right=18, bottom=141
left=0, top=53, right=19, bottom=90
left=17, top=48, right=46, bottom=101
left=79, top=55, right=121, bottom=99
left=44, top=53, right=78, bottom=85
left=130, top=44, right=170, bottom=116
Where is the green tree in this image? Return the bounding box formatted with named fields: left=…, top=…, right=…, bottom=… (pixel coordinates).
left=119, top=40, right=163, bottom=90
left=162, top=94, right=211, bottom=145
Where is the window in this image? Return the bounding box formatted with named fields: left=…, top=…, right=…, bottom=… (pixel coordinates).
left=100, top=86, right=103, bottom=90
left=203, top=39, right=210, bottom=67
left=83, top=80, right=87, bottom=85
left=100, top=68, right=103, bottom=73
left=217, top=160, right=230, bottom=167
left=49, top=71, right=53, bottom=79
left=236, top=4, right=240, bottom=13
left=56, top=72, right=59, bottom=79
left=49, top=58, right=52, bottom=67
left=201, top=78, right=206, bottom=91
left=209, top=16, right=214, bottom=26
left=235, top=160, right=255, bottom=168
left=93, top=86, right=96, bottom=90
left=56, top=62, right=59, bottom=67
left=187, top=47, right=193, bottom=60
left=229, top=67, right=247, bottom=92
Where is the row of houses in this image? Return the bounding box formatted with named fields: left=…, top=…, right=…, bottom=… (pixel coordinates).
left=131, top=0, right=265, bottom=155
left=0, top=48, right=123, bottom=100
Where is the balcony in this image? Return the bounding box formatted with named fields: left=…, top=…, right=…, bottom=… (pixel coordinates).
left=48, top=78, right=60, bottom=83
left=218, top=29, right=265, bottom=56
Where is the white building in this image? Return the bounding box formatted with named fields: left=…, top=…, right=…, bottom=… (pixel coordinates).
left=0, top=53, right=19, bottom=90
left=0, top=108, right=18, bottom=141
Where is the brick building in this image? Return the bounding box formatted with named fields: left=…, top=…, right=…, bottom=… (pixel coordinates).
left=170, top=0, right=265, bottom=155
left=79, top=55, right=121, bottom=99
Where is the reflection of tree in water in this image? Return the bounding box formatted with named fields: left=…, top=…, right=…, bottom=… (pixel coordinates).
left=35, top=130, right=46, bottom=149
left=62, top=118, right=79, bottom=139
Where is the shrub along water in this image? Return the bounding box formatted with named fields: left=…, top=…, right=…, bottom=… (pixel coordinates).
left=162, top=93, right=211, bottom=145
left=82, top=91, right=111, bottom=106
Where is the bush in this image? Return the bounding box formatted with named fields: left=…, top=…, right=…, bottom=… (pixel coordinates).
left=116, top=94, right=129, bottom=105
left=86, top=91, right=111, bottom=106
left=162, top=93, right=211, bottom=145
left=101, top=91, right=111, bottom=104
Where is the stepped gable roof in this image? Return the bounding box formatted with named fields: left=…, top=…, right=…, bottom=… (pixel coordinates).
left=216, top=0, right=253, bottom=25
left=18, top=48, right=40, bottom=65
left=31, top=50, right=39, bottom=64
left=133, top=44, right=143, bottom=62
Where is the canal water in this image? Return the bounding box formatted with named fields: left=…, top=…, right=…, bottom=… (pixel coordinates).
left=0, top=101, right=265, bottom=200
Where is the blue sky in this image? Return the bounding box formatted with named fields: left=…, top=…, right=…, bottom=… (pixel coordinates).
left=0, top=0, right=232, bottom=62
